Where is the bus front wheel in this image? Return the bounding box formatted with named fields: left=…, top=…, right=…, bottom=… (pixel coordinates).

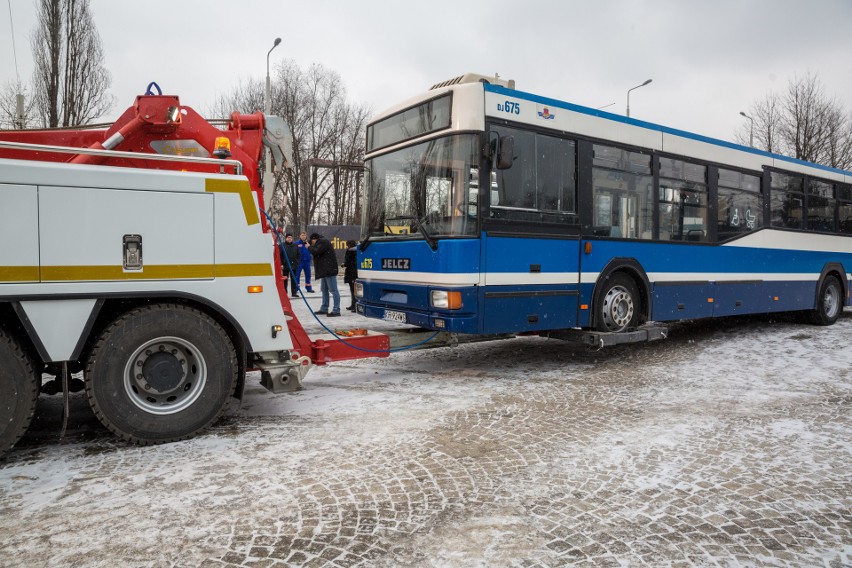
left=595, top=273, right=640, bottom=333
left=809, top=275, right=842, bottom=326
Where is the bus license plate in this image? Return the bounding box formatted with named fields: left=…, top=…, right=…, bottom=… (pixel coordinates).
left=383, top=310, right=407, bottom=323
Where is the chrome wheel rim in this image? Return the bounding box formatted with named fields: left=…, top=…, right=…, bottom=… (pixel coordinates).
left=601, top=285, right=634, bottom=331
left=123, top=336, right=207, bottom=415
left=823, top=284, right=840, bottom=320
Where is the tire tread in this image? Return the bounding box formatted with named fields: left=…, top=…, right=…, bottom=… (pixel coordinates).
left=84, top=303, right=237, bottom=446
left=0, top=327, right=39, bottom=458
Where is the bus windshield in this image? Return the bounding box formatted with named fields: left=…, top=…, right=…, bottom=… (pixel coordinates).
left=363, top=134, right=480, bottom=241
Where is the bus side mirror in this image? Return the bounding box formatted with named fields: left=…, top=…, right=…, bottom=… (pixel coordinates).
left=496, top=136, right=514, bottom=170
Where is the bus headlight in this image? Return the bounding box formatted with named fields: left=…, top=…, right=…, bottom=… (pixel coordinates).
left=355, top=282, right=364, bottom=298
left=431, top=290, right=462, bottom=310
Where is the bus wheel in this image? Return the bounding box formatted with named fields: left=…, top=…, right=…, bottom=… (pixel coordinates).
left=0, top=328, right=39, bottom=458
left=809, top=275, right=842, bottom=326
left=595, top=273, right=640, bottom=333
left=85, top=304, right=237, bottom=445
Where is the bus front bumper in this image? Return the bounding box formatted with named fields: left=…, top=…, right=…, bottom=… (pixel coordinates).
left=357, top=302, right=480, bottom=334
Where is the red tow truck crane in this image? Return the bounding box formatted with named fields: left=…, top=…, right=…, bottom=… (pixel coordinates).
left=0, top=86, right=388, bottom=457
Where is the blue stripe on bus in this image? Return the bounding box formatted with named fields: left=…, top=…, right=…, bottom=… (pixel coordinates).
left=580, top=239, right=851, bottom=276
left=362, top=237, right=851, bottom=278
left=484, top=84, right=852, bottom=178
left=360, top=238, right=481, bottom=273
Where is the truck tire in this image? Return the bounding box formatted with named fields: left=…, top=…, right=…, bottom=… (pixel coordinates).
left=594, top=272, right=640, bottom=333
left=0, top=328, right=39, bottom=458
left=85, top=304, right=237, bottom=445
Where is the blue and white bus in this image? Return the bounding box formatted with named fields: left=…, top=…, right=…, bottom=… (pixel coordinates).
left=355, top=73, right=852, bottom=338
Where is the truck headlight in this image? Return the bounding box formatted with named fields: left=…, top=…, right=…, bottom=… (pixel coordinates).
left=431, top=290, right=462, bottom=309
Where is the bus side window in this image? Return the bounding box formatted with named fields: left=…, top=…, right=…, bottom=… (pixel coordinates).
left=490, top=125, right=577, bottom=224
left=591, top=144, right=652, bottom=239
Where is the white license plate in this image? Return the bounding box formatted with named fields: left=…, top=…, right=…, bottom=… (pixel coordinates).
left=383, top=310, right=407, bottom=323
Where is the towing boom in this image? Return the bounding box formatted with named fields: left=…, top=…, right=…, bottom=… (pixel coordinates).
left=0, top=89, right=387, bottom=457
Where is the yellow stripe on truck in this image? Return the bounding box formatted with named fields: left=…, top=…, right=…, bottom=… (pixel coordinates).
left=0, top=263, right=272, bottom=282
left=205, top=178, right=261, bottom=226
left=0, top=266, right=40, bottom=282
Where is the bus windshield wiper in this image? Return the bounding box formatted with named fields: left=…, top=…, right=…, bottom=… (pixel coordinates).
left=388, top=215, right=438, bottom=250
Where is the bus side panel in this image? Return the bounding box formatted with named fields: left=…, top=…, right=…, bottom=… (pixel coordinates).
left=480, top=285, right=579, bottom=333
left=481, top=233, right=580, bottom=333
left=712, top=282, right=769, bottom=317
left=578, top=236, right=849, bottom=324
left=651, top=283, right=715, bottom=321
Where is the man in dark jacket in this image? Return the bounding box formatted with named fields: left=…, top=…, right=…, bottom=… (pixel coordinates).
left=308, top=232, right=341, bottom=316
left=343, top=240, right=358, bottom=311
left=279, top=233, right=302, bottom=298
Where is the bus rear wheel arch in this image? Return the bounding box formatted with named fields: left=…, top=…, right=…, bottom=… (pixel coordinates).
left=593, top=271, right=643, bottom=333
left=85, top=303, right=238, bottom=445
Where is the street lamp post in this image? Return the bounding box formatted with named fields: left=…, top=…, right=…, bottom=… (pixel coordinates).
left=626, top=79, right=652, bottom=118
left=739, top=111, right=754, bottom=148
left=264, top=37, right=282, bottom=209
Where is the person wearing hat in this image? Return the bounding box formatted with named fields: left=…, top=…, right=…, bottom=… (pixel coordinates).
left=278, top=232, right=301, bottom=298
left=307, top=232, right=341, bottom=316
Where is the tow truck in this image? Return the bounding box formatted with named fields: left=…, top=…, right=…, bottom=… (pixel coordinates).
left=0, top=86, right=389, bottom=457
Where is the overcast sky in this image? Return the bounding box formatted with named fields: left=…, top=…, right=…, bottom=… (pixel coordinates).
left=2, top=0, right=851, bottom=143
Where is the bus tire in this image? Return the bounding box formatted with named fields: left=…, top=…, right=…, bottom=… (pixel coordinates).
left=0, top=328, right=39, bottom=458
left=595, top=272, right=640, bottom=333
left=85, top=304, right=237, bottom=445
left=809, top=275, right=842, bottom=326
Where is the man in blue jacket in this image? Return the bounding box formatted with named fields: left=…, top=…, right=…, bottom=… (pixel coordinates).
left=295, top=231, right=315, bottom=293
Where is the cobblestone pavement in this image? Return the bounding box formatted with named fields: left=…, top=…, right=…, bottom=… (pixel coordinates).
left=1, top=296, right=850, bottom=567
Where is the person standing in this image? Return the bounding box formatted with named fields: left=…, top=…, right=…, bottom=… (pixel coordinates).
left=308, top=232, right=341, bottom=317
left=295, top=231, right=315, bottom=293
left=279, top=233, right=302, bottom=298
left=343, top=240, right=358, bottom=311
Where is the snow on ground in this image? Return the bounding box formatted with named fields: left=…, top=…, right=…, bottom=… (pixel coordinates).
left=0, top=286, right=850, bottom=567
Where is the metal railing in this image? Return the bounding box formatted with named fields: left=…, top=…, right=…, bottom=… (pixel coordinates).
left=0, top=140, right=244, bottom=175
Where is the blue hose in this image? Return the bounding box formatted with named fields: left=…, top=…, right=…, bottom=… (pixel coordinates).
left=261, top=210, right=439, bottom=353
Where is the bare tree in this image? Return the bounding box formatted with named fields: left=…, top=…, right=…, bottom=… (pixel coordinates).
left=780, top=73, right=832, bottom=164
left=821, top=106, right=852, bottom=171
left=737, top=73, right=852, bottom=170
left=0, top=82, right=37, bottom=129
left=211, top=61, right=369, bottom=232
left=735, top=92, right=783, bottom=154
left=30, top=0, right=113, bottom=127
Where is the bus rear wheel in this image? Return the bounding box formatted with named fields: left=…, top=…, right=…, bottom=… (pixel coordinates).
left=809, top=275, right=842, bottom=326
left=595, top=273, right=640, bottom=333
left=0, top=328, right=39, bottom=458
left=85, top=304, right=237, bottom=445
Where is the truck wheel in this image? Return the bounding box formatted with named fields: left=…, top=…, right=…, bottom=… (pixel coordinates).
left=809, top=275, right=842, bottom=326
left=0, top=328, right=39, bottom=458
left=594, top=272, right=640, bottom=333
left=85, top=304, right=237, bottom=445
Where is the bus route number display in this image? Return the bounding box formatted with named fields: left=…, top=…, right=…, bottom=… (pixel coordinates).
left=497, top=101, right=521, bottom=115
